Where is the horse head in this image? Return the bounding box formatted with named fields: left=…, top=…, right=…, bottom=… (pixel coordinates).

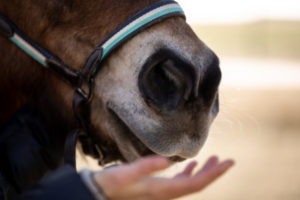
left=0, top=0, right=221, bottom=164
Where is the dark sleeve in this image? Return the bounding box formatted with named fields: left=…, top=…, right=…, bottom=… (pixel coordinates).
left=14, top=165, right=97, bottom=200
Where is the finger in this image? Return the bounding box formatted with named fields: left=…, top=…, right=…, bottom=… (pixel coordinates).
left=187, top=159, right=235, bottom=192
left=108, top=156, right=170, bottom=185
left=195, top=159, right=234, bottom=178
left=198, top=156, right=219, bottom=173
left=174, top=156, right=218, bottom=179
left=175, top=161, right=198, bottom=178
left=149, top=159, right=234, bottom=199
left=177, top=160, right=234, bottom=198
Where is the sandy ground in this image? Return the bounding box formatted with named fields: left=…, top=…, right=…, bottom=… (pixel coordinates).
left=77, top=58, right=300, bottom=200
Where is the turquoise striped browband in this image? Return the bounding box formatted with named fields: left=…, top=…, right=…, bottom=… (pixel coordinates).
left=98, top=1, right=185, bottom=69
left=0, top=0, right=185, bottom=79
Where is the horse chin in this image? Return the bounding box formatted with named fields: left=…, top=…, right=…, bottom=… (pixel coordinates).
left=108, top=108, right=186, bottom=163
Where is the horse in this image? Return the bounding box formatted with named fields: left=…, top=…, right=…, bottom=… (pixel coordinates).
left=0, top=0, right=221, bottom=174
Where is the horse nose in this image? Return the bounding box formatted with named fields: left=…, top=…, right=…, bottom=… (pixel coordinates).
left=139, top=52, right=221, bottom=110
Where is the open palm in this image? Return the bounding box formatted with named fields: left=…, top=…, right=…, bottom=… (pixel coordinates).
left=94, top=156, right=234, bottom=200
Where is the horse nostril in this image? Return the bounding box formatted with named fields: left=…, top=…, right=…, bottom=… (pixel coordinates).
left=198, top=54, right=221, bottom=104
left=139, top=50, right=221, bottom=110
left=139, top=58, right=194, bottom=110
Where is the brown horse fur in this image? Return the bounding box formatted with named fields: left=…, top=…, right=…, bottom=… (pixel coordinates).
left=0, top=0, right=163, bottom=162
left=0, top=0, right=221, bottom=166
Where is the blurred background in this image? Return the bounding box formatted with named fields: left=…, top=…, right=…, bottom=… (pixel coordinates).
left=175, top=0, right=300, bottom=199
left=78, top=1, right=300, bottom=199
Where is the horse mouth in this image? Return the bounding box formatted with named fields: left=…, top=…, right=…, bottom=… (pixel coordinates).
left=108, top=108, right=186, bottom=163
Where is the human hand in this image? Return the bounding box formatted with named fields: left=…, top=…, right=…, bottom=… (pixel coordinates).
left=94, top=156, right=234, bottom=200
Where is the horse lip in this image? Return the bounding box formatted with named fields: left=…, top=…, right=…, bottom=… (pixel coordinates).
left=168, top=156, right=186, bottom=162
left=107, top=107, right=186, bottom=162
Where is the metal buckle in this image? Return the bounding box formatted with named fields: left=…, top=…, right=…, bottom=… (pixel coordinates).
left=75, top=77, right=94, bottom=102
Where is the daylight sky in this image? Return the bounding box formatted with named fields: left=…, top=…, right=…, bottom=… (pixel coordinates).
left=176, top=0, right=300, bottom=24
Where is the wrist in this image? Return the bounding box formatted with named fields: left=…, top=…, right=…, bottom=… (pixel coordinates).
left=80, top=169, right=110, bottom=200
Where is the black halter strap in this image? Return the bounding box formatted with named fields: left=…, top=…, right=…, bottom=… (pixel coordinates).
left=0, top=0, right=185, bottom=168
left=49, top=48, right=104, bottom=167
left=0, top=13, right=105, bottom=166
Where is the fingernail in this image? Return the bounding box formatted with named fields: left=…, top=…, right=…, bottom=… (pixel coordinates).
left=223, top=160, right=235, bottom=168
left=209, top=156, right=219, bottom=162
left=190, top=160, right=198, bottom=165
left=155, top=157, right=170, bottom=167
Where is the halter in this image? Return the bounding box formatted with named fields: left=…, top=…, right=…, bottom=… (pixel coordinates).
left=0, top=0, right=185, bottom=167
